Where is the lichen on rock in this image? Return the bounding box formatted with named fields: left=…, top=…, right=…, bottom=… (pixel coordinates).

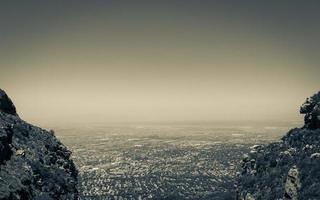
left=284, top=166, right=300, bottom=200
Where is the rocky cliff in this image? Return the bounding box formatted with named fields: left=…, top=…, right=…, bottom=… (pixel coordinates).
left=237, top=91, right=320, bottom=200
left=0, top=89, right=78, bottom=200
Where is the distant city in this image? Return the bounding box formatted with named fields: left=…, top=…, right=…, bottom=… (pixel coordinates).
left=55, top=121, right=298, bottom=199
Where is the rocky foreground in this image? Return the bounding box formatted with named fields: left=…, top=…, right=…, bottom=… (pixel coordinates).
left=0, top=89, right=78, bottom=200
left=237, top=91, right=320, bottom=200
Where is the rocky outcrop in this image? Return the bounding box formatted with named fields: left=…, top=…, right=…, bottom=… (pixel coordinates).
left=300, top=91, right=320, bottom=129
left=0, top=89, right=78, bottom=200
left=0, top=89, right=17, bottom=116
left=237, top=91, right=320, bottom=200
left=284, top=166, right=300, bottom=200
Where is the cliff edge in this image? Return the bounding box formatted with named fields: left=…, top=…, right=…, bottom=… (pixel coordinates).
left=0, top=89, right=78, bottom=200
left=237, top=91, right=320, bottom=200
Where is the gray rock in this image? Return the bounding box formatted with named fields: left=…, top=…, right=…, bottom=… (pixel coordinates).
left=237, top=91, right=320, bottom=200
left=0, top=89, right=78, bottom=200
left=284, top=166, right=300, bottom=200
left=310, top=153, right=320, bottom=159
left=245, top=193, right=255, bottom=200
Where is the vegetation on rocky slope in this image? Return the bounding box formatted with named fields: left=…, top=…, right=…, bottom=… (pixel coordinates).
left=0, top=89, right=78, bottom=200
left=237, top=91, right=320, bottom=200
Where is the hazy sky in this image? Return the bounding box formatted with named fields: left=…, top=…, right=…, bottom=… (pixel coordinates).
left=0, top=1, right=319, bottom=125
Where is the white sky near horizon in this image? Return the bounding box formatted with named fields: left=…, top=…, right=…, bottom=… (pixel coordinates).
left=0, top=1, right=319, bottom=126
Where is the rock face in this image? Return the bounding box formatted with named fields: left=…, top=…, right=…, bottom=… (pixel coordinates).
left=0, top=89, right=17, bottom=116
left=237, top=91, right=320, bottom=200
left=300, top=91, right=320, bottom=129
left=284, top=166, right=300, bottom=200
left=0, top=89, right=78, bottom=200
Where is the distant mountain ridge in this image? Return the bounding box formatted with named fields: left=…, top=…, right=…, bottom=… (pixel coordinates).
left=0, top=89, right=78, bottom=200
left=237, top=91, right=320, bottom=200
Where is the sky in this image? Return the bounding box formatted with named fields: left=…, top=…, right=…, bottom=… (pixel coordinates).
left=0, top=1, right=319, bottom=125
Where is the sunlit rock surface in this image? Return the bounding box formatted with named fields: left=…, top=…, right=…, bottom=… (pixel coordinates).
left=237, top=91, right=320, bottom=200
left=0, top=89, right=78, bottom=200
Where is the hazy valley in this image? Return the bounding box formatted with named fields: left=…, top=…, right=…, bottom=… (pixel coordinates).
left=54, top=121, right=299, bottom=199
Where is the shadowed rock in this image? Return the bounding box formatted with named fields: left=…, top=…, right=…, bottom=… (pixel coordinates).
left=0, top=89, right=17, bottom=115
left=0, top=89, right=78, bottom=200
left=0, top=125, right=13, bottom=164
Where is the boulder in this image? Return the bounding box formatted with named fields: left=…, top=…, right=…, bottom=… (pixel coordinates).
left=284, top=166, right=300, bottom=200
